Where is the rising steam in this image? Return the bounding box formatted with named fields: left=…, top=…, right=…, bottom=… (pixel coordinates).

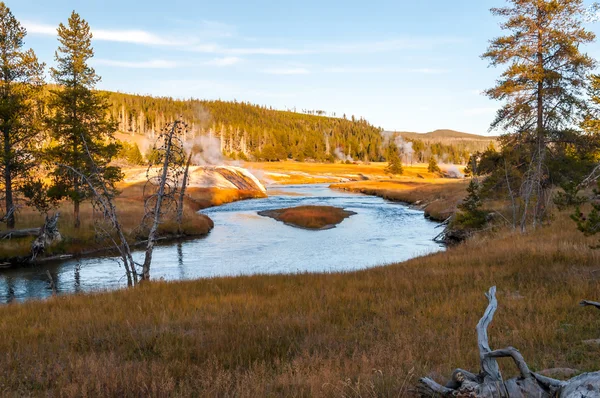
left=184, top=135, right=225, bottom=165
left=334, top=147, right=353, bottom=162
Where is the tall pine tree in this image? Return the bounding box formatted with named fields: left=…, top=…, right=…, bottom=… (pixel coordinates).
left=0, top=2, right=45, bottom=228
left=483, top=0, right=596, bottom=231
left=46, top=11, right=120, bottom=228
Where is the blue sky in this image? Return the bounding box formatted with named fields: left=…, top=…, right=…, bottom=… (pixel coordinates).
left=11, top=0, right=600, bottom=134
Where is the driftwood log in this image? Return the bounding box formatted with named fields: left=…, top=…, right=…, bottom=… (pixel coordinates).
left=0, top=228, right=40, bottom=239
left=31, top=213, right=61, bottom=261
left=418, top=286, right=600, bottom=397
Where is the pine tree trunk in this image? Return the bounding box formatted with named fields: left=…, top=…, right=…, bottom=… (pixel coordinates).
left=4, top=130, right=14, bottom=229
left=74, top=199, right=80, bottom=229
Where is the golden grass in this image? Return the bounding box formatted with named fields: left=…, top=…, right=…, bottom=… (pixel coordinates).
left=259, top=205, right=355, bottom=230
left=331, top=179, right=469, bottom=221
left=0, top=212, right=598, bottom=396
left=245, top=161, right=443, bottom=184
left=0, top=182, right=248, bottom=259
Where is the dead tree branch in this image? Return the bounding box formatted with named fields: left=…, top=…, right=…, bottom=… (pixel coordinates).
left=417, top=287, right=600, bottom=397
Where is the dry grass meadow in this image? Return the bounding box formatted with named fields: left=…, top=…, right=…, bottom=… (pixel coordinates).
left=0, top=210, right=599, bottom=396
left=1, top=162, right=598, bottom=396
left=0, top=182, right=251, bottom=259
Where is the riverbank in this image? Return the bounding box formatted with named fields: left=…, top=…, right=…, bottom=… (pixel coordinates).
left=331, top=179, right=469, bottom=221
left=0, top=182, right=265, bottom=262
left=244, top=161, right=445, bottom=184
left=0, top=209, right=597, bottom=396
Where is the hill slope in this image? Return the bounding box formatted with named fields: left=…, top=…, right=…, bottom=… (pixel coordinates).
left=105, top=91, right=489, bottom=164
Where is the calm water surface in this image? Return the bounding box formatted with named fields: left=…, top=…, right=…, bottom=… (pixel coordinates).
left=0, top=184, right=444, bottom=303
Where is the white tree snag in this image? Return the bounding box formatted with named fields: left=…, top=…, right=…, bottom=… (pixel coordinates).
left=31, top=213, right=61, bottom=261
left=478, top=286, right=504, bottom=384
left=57, top=161, right=138, bottom=286
left=417, top=287, right=600, bottom=397
left=141, top=120, right=187, bottom=281
left=580, top=300, right=600, bottom=310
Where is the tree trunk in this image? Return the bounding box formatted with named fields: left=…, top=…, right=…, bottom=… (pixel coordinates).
left=31, top=213, right=61, bottom=261
left=73, top=199, right=80, bottom=229
left=4, top=130, right=14, bottom=229
left=141, top=121, right=178, bottom=281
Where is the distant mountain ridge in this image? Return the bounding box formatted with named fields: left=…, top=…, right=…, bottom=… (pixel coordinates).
left=384, top=129, right=498, bottom=141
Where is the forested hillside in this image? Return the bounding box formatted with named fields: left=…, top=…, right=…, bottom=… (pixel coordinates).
left=384, top=129, right=497, bottom=164
left=105, top=92, right=384, bottom=162
left=105, top=92, right=486, bottom=164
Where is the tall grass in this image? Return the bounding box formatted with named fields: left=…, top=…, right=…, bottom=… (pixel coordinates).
left=0, top=211, right=598, bottom=396
left=0, top=182, right=233, bottom=259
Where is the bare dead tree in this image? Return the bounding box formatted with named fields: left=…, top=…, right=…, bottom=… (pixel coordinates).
left=30, top=212, right=61, bottom=261
left=141, top=119, right=188, bottom=281
left=57, top=163, right=139, bottom=286
left=417, top=287, right=600, bottom=397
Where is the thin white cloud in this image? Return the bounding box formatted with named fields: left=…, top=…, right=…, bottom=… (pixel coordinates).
left=23, top=21, right=184, bottom=46
left=262, top=68, right=310, bottom=75
left=23, top=21, right=55, bottom=35
left=93, top=59, right=180, bottom=69
left=23, top=20, right=463, bottom=57
left=94, top=57, right=242, bottom=69
left=324, top=67, right=386, bottom=73
left=204, top=56, right=241, bottom=66
left=324, top=66, right=448, bottom=74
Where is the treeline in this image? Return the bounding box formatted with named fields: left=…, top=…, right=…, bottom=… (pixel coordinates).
left=105, top=92, right=482, bottom=164
left=106, top=92, right=386, bottom=162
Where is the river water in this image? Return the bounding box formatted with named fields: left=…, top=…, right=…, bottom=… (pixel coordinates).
left=0, top=184, right=444, bottom=303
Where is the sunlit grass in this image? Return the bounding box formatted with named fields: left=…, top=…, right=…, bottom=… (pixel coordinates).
left=0, top=211, right=598, bottom=396
left=331, top=179, right=469, bottom=221
left=245, top=161, right=447, bottom=184
left=0, top=182, right=230, bottom=259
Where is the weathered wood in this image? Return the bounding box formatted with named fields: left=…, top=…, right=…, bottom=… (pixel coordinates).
left=31, top=213, right=61, bottom=260
left=478, top=286, right=504, bottom=384
left=417, top=287, right=600, bottom=398
left=0, top=228, right=40, bottom=239
left=580, top=300, right=600, bottom=310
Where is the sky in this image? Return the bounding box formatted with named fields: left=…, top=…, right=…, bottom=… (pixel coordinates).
left=11, top=0, right=600, bottom=135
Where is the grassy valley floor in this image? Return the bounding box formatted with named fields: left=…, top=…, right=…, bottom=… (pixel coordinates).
left=0, top=211, right=599, bottom=396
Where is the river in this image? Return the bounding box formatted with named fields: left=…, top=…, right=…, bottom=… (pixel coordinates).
left=0, top=184, right=444, bottom=303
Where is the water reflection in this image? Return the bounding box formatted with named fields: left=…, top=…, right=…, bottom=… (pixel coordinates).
left=0, top=185, right=444, bottom=303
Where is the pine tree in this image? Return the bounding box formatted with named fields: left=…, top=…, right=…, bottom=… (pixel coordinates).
left=0, top=3, right=45, bottom=228
left=483, top=0, right=595, bottom=134
left=46, top=12, right=120, bottom=228
left=385, top=142, right=403, bottom=175
left=483, top=0, right=596, bottom=231
left=454, top=179, right=487, bottom=229
left=428, top=156, right=441, bottom=174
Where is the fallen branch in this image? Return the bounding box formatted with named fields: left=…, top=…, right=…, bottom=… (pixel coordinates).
left=417, top=287, right=600, bottom=397
left=0, top=228, right=40, bottom=239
